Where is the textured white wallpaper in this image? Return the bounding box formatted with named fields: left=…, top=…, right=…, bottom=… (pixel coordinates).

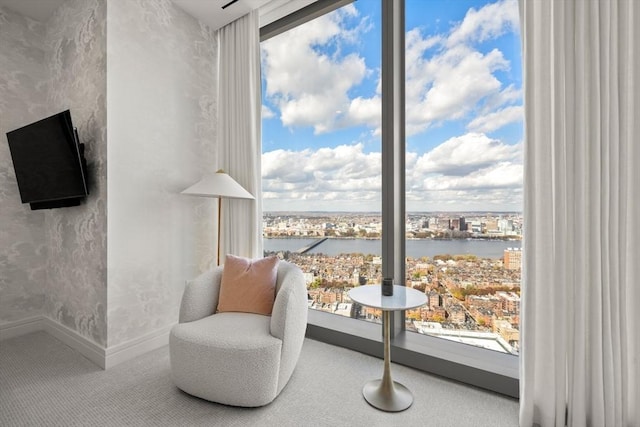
left=40, top=0, right=108, bottom=346
left=106, top=0, right=217, bottom=347
left=0, top=7, right=49, bottom=324
left=0, top=0, right=108, bottom=345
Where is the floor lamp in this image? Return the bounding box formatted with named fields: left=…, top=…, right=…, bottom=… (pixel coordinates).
left=181, top=170, right=255, bottom=265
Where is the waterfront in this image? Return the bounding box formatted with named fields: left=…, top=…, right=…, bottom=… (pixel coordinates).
left=264, top=237, right=521, bottom=259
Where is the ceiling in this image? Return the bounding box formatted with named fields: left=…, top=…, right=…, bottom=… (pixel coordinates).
left=0, top=0, right=314, bottom=30
left=172, top=0, right=271, bottom=31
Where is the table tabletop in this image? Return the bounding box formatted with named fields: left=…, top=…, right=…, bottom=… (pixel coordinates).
left=348, top=285, right=427, bottom=311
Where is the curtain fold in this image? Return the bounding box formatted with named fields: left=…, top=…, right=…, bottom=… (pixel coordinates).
left=216, top=11, right=263, bottom=261
left=519, top=0, right=639, bottom=425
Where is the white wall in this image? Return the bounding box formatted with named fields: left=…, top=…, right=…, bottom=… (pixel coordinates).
left=106, top=0, right=217, bottom=347
left=1, top=0, right=218, bottom=354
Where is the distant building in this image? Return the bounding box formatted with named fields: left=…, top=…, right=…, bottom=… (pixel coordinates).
left=425, top=306, right=447, bottom=322
left=303, top=272, right=314, bottom=285
left=428, top=290, right=441, bottom=309
left=469, top=306, right=494, bottom=326
left=352, top=270, right=360, bottom=285
left=493, top=318, right=520, bottom=348
left=496, top=291, right=521, bottom=312
left=498, top=219, right=512, bottom=232
left=428, top=217, right=438, bottom=230
left=333, top=302, right=352, bottom=317
left=466, top=294, right=501, bottom=311
left=416, top=321, right=515, bottom=354
left=503, top=247, right=522, bottom=270
left=447, top=305, right=466, bottom=324
left=484, top=218, right=499, bottom=233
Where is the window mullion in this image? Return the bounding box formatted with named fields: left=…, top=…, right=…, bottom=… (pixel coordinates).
left=381, top=0, right=406, bottom=338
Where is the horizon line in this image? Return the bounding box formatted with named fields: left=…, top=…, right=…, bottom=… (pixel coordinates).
left=263, top=210, right=523, bottom=214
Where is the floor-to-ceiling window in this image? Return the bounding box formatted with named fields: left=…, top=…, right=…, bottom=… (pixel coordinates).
left=260, top=0, right=522, bottom=396
left=261, top=1, right=383, bottom=324
left=403, top=0, right=523, bottom=355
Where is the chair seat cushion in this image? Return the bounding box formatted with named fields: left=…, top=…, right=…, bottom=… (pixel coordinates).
left=170, top=312, right=283, bottom=406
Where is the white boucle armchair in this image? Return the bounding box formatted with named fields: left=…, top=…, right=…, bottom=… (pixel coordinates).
left=169, top=261, right=308, bottom=407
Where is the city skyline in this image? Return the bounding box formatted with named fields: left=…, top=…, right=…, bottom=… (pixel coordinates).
left=261, top=0, right=523, bottom=212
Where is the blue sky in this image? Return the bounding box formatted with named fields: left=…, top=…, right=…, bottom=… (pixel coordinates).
left=261, top=0, right=522, bottom=212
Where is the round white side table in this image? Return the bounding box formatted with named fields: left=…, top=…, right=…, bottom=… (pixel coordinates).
left=348, top=285, right=427, bottom=412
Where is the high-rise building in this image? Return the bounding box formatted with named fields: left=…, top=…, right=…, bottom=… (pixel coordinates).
left=460, top=216, right=467, bottom=231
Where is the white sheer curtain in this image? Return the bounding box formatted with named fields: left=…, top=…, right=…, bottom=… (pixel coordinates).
left=519, top=0, right=639, bottom=426
left=217, top=11, right=263, bottom=261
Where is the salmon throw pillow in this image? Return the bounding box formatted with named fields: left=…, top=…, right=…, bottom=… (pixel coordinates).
left=217, top=255, right=279, bottom=316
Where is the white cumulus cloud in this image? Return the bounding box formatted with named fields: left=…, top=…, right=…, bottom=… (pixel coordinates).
left=412, top=133, right=521, bottom=176
left=467, top=105, right=523, bottom=133
left=261, top=5, right=370, bottom=134
left=406, top=45, right=510, bottom=135
left=446, top=0, right=520, bottom=47
left=262, top=0, right=522, bottom=137
left=261, top=0, right=524, bottom=211
left=262, top=133, right=523, bottom=211
left=404, top=0, right=521, bottom=135
left=262, top=143, right=381, bottom=209
left=262, top=105, right=275, bottom=119
left=421, top=162, right=522, bottom=191
left=407, top=132, right=523, bottom=210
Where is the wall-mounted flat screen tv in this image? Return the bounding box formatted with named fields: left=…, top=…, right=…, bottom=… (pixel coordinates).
left=6, top=110, right=88, bottom=210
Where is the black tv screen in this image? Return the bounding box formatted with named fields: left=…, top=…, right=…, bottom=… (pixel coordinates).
left=6, top=110, right=88, bottom=209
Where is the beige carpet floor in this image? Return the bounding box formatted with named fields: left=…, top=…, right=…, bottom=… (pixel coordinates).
left=0, top=331, right=519, bottom=426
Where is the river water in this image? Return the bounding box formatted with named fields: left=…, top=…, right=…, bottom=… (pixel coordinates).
left=264, top=237, right=521, bottom=259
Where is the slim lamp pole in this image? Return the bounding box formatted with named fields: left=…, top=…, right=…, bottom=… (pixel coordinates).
left=181, top=170, right=255, bottom=267
left=217, top=197, right=222, bottom=265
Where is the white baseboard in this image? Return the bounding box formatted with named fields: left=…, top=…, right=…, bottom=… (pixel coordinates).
left=0, top=316, right=43, bottom=341
left=1, top=316, right=173, bottom=370
left=42, top=316, right=107, bottom=369
left=105, top=325, right=172, bottom=369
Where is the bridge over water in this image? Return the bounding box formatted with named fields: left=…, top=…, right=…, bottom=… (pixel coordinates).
left=295, top=238, right=328, bottom=254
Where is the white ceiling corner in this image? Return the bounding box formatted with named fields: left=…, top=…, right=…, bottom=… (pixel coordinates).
left=172, top=0, right=316, bottom=31
left=259, top=0, right=315, bottom=27
left=172, top=0, right=270, bottom=31
left=0, top=0, right=317, bottom=32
